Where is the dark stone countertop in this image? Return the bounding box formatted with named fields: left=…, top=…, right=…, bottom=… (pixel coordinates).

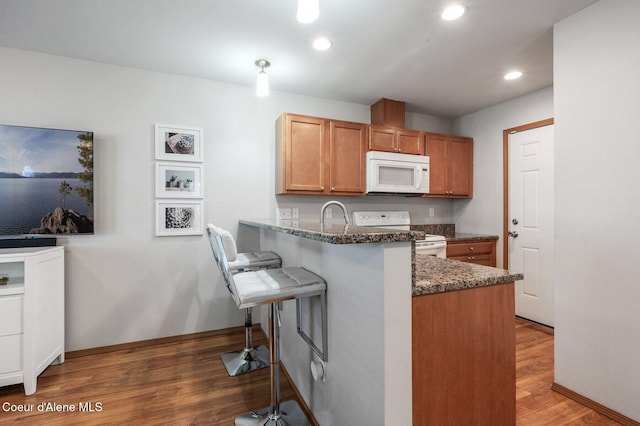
left=239, top=219, right=424, bottom=245
left=409, top=224, right=498, bottom=241
left=413, top=255, right=523, bottom=296
left=447, top=233, right=499, bottom=242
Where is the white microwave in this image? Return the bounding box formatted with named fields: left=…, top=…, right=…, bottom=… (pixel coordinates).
left=366, top=151, right=430, bottom=194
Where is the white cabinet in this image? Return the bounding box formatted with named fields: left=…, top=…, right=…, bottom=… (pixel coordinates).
left=0, top=246, right=65, bottom=395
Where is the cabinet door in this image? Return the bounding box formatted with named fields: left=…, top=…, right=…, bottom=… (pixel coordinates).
left=447, top=136, right=473, bottom=198
left=329, top=121, right=367, bottom=194
left=368, top=125, right=395, bottom=152
left=396, top=129, right=424, bottom=155
left=284, top=114, right=325, bottom=192
left=425, top=133, right=448, bottom=196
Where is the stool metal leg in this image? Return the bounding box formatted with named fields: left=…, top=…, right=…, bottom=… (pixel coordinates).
left=235, top=303, right=311, bottom=426
left=221, top=308, right=269, bottom=376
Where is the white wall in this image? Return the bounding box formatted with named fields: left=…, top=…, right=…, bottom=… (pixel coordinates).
left=453, top=87, right=554, bottom=268
left=554, top=0, right=640, bottom=421
left=0, top=46, right=452, bottom=351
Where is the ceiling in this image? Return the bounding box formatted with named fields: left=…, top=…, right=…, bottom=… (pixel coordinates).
left=0, top=0, right=598, bottom=118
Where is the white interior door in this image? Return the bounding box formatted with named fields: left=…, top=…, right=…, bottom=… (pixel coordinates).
left=509, top=124, right=555, bottom=327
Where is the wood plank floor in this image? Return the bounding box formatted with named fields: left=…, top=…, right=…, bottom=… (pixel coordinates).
left=0, top=320, right=622, bottom=425
left=515, top=319, right=620, bottom=425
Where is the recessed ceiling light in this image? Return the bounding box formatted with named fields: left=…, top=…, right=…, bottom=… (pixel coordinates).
left=504, top=71, right=523, bottom=80
left=312, top=37, right=332, bottom=51
left=441, top=4, right=466, bottom=21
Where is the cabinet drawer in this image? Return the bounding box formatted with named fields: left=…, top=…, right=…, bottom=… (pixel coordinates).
left=447, top=241, right=494, bottom=257
left=449, top=254, right=494, bottom=266
left=0, top=334, right=22, bottom=374
left=0, top=295, right=23, bottom=336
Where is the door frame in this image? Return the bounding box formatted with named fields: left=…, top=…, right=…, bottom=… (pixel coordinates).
left=502, top=118, right=554, bottom=268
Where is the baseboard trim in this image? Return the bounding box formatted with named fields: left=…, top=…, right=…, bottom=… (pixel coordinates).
left=515, top=315, right=554, bottom=334
left=552, top=383, right=640, bottom=426
left=66, top=325, right=249, bottom=359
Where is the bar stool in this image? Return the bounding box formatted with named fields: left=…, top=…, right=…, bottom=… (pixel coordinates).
left=206, top=224, right=282, bottom=376
left=210, top=226, right=327, bottom=426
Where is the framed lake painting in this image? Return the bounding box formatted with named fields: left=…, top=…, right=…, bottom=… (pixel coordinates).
left=0, top=124, right=94, bottom=235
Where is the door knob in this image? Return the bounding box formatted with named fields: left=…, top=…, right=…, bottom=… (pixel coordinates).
left=508, top=231, right=519, bottom=237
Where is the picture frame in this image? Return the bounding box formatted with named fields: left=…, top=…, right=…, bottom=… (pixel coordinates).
left=155, top=200, right=203, bottom=236
left=154, top=124, right=202, bottom=162
left=155, top=162, right=203, bottom=198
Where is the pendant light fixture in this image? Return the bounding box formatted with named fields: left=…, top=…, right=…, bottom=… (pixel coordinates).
left=297, top=0, right=319, bottom=23
left=255, top=59, right=270, bottom=97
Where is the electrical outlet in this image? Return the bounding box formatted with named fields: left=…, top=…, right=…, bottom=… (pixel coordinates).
left=292, top=208, right=299, bottom=219
left=429, top=208, right=435, bottom=217
left=277, top=208, right=292, bottom=219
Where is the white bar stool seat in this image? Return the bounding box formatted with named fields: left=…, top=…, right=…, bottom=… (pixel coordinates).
left=207, top=224, right=281, bottom=376
left=210, top=226, right=326, bottom=426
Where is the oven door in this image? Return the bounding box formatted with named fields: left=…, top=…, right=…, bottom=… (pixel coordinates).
left=415, top=240, right=447, bottom=258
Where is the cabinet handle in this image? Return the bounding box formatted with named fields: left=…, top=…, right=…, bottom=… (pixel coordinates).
left=467, top=256, right=475, bottom=260
left=321, top=186, right=325, bottom=190
left=331, top=187, right=335, bottom=191
left=469, top=246, right=474, bottom=251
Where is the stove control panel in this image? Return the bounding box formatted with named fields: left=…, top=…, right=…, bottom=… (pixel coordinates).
left=352, top=211, right=411, bottom=227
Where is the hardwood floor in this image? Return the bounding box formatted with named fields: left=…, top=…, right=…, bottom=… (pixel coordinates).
left=0, top=327, right=304, bottom=425
left=515, top=319, right=620, bottom=425
left=0, top=321, right=622, bottom=425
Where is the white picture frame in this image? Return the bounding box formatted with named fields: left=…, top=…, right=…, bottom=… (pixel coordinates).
left=154, top=124, right=202, bottom=162
left=155, top=200, right=203, bottom=236
left=155, top=162, right=203, bottom=198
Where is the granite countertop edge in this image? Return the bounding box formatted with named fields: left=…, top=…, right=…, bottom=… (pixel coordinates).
left=413, top=255, right=523, bottom=296
left=447, top=233, right=499, bottom=242
left=239, top=219, right=424, bottom=245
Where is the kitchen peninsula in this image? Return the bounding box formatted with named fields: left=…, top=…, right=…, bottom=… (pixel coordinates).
left=238, top=219, right=522, bottom=426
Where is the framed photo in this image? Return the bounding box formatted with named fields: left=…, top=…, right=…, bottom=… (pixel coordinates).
left=155, top=162, right=203, bottom=198
left=155, top=200, right=203, bottom=236
left=154, top=124, right=202, bottom=162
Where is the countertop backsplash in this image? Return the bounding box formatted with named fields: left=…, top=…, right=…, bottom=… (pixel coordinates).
left=409, top=223, right=456, bottom=238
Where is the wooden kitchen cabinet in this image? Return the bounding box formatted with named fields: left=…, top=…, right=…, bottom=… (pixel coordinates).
left=0, top=246, right=65, bottom=395
left=276, top=113, right=366, bottom=195
left=425, top=132, right=473, bottom=198
left=447, top=238, right=496, bottom=267
left=369, top=125, right=424, bottom=155
left=329, top=120, right=367, bottom=193
left=412, top=283, right=515, bottom=425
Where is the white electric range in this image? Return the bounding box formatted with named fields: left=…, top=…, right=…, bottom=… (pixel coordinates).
left=352, top=211, right=447, bottom=258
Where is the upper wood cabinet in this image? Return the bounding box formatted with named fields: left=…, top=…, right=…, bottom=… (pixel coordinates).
left=276, top=113, right=366, bottom=195
left=369, top=125, right=425, bottom=155
left=329, top=120, right=367, bottom=193
left=370, top=98, right=405, bottom=128
left=425, top=132, right=473, bottom=198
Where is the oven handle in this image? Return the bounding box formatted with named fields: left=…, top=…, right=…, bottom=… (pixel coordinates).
left=415, top=240, right=446, bottom=248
